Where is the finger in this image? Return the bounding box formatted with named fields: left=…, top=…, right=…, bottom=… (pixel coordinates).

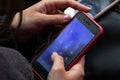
left=70, top=56, right=85, bottom=73
left=67, top=56, right=85, bottom=80
left=40, top=14, right=71, bottom=25
left=51, top=52, right=65, bottom=72
left=76, top=56, right=85, bottom=67
left=48, top=52, right=66, bottom=80
left=47, top=0, right=90, bottom=12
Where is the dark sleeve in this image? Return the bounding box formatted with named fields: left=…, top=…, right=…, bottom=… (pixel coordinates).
left=0, top=46, right=34, bottom=80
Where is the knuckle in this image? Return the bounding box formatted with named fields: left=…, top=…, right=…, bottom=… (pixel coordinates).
left=55, top=15, right=60, bottom=21
left=54, top=15, right=64, bottom=24
left=56, top=15, right=63, bottom=23
left=58, top=55, right=63, bottom=60
left=52, top=66, right=63, bottom=72
left=80, top=70, right=85, bottom=77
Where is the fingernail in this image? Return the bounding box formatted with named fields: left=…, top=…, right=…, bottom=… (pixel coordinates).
left=86, top=6, right=91, bottom=11
left=52, top=52, right=58, bottom=56
left=51, top=52, right=58, bottom=60
left=64, top=14, right=71, bottom=20
left=87, top=6, right=91, bottom=9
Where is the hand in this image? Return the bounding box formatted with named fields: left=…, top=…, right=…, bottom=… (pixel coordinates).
left=48, top=52, right=85, bottom=80
left=11, top=0, right=90, bottom=41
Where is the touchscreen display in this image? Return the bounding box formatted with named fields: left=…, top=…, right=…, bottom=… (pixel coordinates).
left=79, top=0, right=115, bottom=17
left=37, top=18, right=95, bottom=72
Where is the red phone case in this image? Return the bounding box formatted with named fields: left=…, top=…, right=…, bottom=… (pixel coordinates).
left=66, top=12, right=103, bottom=70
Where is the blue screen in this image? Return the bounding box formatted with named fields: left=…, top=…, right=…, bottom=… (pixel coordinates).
left=37, top=18, right=94, bottom=71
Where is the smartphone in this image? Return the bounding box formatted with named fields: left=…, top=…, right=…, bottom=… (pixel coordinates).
left=64, top=0, right=119, bottom=19
left=31, top=11, right=103, bottom=80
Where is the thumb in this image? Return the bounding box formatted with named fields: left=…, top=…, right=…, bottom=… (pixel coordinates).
left=43, top=14, right=71, bottom=25
left=48, top=52, right=65, bottom=80
left=51, top=52, right=65, bottom=70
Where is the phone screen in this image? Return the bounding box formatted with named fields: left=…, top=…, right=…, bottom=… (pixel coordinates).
left=36, top=17, right=95, bottom=72
left=79, top=0, right=115, bottom=17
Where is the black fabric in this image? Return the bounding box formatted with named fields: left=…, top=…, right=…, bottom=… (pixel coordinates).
left=24, top=0, right=40, bottom=8
left=0, top=46, right=34, bottom=80
left=84, top=3, right=120, bottom=80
